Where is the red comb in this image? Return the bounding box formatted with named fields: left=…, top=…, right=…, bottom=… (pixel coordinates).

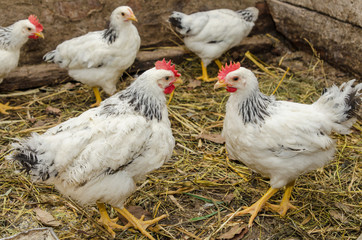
left=218, top=62, right=241, bottom=81
left=28, top=15, right=43, bottom=32
left=155, top=59, right=181, bottom=77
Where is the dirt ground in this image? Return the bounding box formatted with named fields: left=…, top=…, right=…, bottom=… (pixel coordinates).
left=0, top=36, right=361, bottom=240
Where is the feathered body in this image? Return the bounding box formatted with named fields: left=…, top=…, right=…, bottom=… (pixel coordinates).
left=169, top=7, right=258, bottom=67
left=0, top=16, right=44, bottom=83
left=8, top=63, right=179, bottom=209
left=219, top=67, right=361, bottom=188
left=43, top=6, right=140, bottom=95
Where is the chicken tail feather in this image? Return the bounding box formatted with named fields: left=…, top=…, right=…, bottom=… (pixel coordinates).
left=236, top=7, right=259, bottom=23
left=7, top=134, right=55, bottom=182
left=315, top=79, right=361, bottom=133
left=43, top=50, right=56, bottom=62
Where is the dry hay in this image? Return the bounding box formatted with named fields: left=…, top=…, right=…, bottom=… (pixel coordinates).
left=0, top=39, right=361, bottom=240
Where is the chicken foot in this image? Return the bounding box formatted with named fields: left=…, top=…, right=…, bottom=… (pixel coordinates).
left=265, top=181, right=297, bottom=216
left=227, top=187, right=279, bottom=227
left=196, top=60, right=218, bottom=82
left=0, top=102, right=22, bottom=115
left=115, top=207, right=167, bottom=240
left=97, top=202, right=127, bottom=238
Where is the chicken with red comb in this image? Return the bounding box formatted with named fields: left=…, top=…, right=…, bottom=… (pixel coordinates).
left=0, top=15, right=44, bottom=114
left=215, top=63, right=361, bottom=227
left=7, top=60, right=182, bottom=239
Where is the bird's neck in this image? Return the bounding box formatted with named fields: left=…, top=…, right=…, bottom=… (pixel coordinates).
left=117, top=84, right=166, bottom=121
left=229, top=89, right=274, bottom=125
left=0, top=26, right=25, bottom=50
left=7, top=23, right=29, bottom=50
left=103, top=22, right=134, bottom=45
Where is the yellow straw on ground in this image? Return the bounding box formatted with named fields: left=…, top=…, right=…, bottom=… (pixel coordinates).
left=272, top=67, right=290, bottom=95
left=245, top=51, right=277, bottom=78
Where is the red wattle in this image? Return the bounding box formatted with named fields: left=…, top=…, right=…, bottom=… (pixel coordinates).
left=226, top=87, right=237, bottom=92
left=28, top=35, right=38, bottom=39
left=164, top=84, right=175, bottom=94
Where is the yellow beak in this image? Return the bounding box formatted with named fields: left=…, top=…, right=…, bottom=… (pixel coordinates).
left=214, top=80, right=227, bottom=90
left=127, top=14, right=138, bottom=22
left=34, top=32, right=44, bottom=39
left=174, top=78, right=183, bottom=86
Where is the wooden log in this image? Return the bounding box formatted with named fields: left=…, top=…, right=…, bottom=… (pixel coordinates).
left=0, top=35, right=274, bottom=92
left=280, top=0, right=362, bottom=27
left=267, top=0, right=362, bottom=77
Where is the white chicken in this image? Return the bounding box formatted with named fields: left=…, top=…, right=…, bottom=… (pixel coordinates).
left=43, top=6, right=140, bottom=107
left=7, top=59, right=181, bottom=240
left=0, top=15, right=44, bottom=114
left=214, top=62, right=361, bottom=226
left=169, top=7, right=258, bottom=82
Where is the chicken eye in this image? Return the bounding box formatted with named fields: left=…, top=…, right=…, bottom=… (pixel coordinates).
left=232, top=77, right=239, bottom=81
left=165, top=77, right=170, bottom=81
left=27, top=27, right=32, bottom=31
left=121, top=12, right=125, bottom=16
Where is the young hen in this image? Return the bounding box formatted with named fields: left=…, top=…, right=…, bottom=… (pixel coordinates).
left=7, top=59, right=181, bottom=240
left=43, top=6, right=140, bottom=107
left=214, top=63, right=361, bottom=226
left=169, top=7, right=258, bottom=82
left=0, top=15, right=44, bottom=114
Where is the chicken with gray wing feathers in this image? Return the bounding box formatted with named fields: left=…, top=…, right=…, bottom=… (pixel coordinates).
left=214, top=62, right=361, bottom=226
left=7, top=59, right=182, bottom=240
left=169, top=7, right=258, bottom=82
left=43, top=6, right=140, bottom=107
left=0, top=15, right=44, bottom=114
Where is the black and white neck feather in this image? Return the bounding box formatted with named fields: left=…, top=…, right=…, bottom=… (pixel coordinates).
left=237, top=89, right=274, bottom=125
left=102, top=25, right=118, bottom=44
left=0, top=26, right=12, bottom=49
left=99, top=69, right=167, bottom=121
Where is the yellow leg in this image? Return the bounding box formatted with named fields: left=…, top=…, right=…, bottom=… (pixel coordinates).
left=167, top=89, right=175, bottom=105
left=227, top=187, right=279, bottom=227
left=214, top=59, right=223, bottom=69
left=196, top=60, right=217, bottom=82
left=265, top=181, right=297, bottom=216
left=97, top=203, right=125, bottom=238
left=114, top=207, right=167, bottom=240
left=90, top=87, right=102, bottom=107
left=0, top=102, right=22, bottom=115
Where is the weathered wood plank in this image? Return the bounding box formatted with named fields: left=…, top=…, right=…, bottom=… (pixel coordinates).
left=267, top=0, right=362, bottom=77
left=0, top=35, right=274, bottom=92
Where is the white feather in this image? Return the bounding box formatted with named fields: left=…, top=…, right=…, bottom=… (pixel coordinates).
left=44, top=6, right=140, bottom=95
left=221, top=67, right=361, bottom=188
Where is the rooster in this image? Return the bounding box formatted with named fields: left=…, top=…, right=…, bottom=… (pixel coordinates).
left=214, top=62, right=361, bottom=226
left=43, top=6, right=140, bottom=107
left=0, top=15, right=44, bottom=114
left=169, top=7, right=258, bottom=82
left=7, top=59, right=181, bottom=240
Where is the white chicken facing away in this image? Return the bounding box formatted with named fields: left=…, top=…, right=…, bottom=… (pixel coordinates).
left=169, top=7, right=258, bottom=82
left=43, top=6, right=140, bottom=107
left=7, top=59, right=182, bottom=240
left=214, top=62, right=361, bottom=226
left=0, top=15, right=44, bottom=114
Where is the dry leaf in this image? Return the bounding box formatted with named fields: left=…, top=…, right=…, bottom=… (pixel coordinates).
left=223, top=193, right=235, bottom=204
left=33, top=208, right=61, bottom=227
left=3, top=227, right=59, bottom=240
left=61, top=82, right=76, bottom=90
left=32, top=120, right=46, bottom=128
left=197, top=133, right=225, bottom=144
left=187, top=79, right=202, bottom=89
left=329, top=210, right=347, bottom=223
left=218, top=224, right=248, bottom=240
left=45, top=106, right=61, bottom=116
